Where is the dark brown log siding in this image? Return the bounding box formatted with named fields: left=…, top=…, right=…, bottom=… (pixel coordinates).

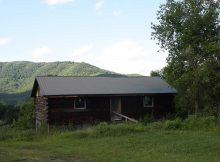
left=153, top=95, right=175, bottom=118
left=47, top=97, right=110, bottom=125
left=35, top=95, right=175, bottom=125
left=121, top=95, right=175, bottom=119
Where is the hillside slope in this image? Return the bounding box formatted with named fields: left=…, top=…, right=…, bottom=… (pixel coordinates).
left=0, top=61, right=123, bottom=104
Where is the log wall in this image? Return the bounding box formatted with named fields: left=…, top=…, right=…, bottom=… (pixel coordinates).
left=47, top=97, right=110, bottom=125
left=121, top=94, right=175, bottom=119
left=34, top=95, right=175, bottom=126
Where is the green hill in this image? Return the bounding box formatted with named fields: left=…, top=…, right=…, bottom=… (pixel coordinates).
left=0, top=61, right=123, bottom=104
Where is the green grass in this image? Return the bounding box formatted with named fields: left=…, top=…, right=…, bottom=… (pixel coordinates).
left=1, top=121, right=220, bottom=162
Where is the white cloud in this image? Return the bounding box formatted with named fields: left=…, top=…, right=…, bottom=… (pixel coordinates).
left=32, top=46, right=51, bottom=58
left=95, top=40, right=167, bottom=75
left=70, top=40, right=167, bottom=75
left=95, top=1, right=104, bottom=10
left=72, top=44, right=94, bottom=61
left=45, top=0, right=74, bottom=6
left=0, top=37, right=11, bottom=46
left=113, top=10, right=121, bottom=16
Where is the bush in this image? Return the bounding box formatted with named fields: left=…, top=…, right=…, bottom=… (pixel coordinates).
left=142, top=115, right=154, bottom=124
left=163, top=118, right=183, bottom=130
left=145, top=116, right=220, bottom=131
left=0, top=102, right=19, bottom=124
left=14, top=99, right=34, bottom=129
left=182, top=116, right=220, bottom=131
left=58, top=116, right=220, bottom=137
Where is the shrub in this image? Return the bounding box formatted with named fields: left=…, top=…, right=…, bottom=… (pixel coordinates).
left=163, top=118, right=183, bottom=130
left=0, top=102, right=19, bottom=124
left=145, top=116, right=220, bottom=131
left=14, top=99, right=34, bottom=129
left=182, top=116, right=220, bottom=131
left=142, top=115, right=154, bottom=124
left=201, top=116, right=219, bottom=128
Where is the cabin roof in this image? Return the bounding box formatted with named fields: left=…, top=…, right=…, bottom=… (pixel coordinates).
left=31, top=76, right=177, bottom=97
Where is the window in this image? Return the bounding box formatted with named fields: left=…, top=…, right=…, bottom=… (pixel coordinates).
left=74, top=97, right=86, bottom=109
left=143, top=96, right=154, bottom=107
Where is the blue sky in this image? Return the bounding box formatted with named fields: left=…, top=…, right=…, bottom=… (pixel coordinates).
left=0, top=0, right=167, bottom=75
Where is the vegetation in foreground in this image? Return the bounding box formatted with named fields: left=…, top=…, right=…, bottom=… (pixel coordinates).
left=1, top=117, right=220, bottom=162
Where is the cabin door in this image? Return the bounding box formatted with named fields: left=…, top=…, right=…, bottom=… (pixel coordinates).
left=110, top=97, right=122, bottom=121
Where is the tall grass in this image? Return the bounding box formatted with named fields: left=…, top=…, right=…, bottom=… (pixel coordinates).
left=51, top=116, right=220, bottom=140
left=0, top=128, right=35, bottom=141
left=1, top=116, right=220, bottom=142
left=0, top=126, right=52, bottom=141
left=71, top=122, right=146, bottom=138
left=146, top=116, right=220, bottom=131
left=1, top=116, right=220, bottom=162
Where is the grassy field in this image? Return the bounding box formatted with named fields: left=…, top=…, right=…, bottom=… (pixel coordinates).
left=1, top=120, right=220, bottom=162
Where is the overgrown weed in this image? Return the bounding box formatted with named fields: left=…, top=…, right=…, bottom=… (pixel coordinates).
left=1, top=116, right=220, bottom=142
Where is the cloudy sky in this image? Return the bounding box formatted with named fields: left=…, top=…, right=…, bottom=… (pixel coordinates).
left=0, top=0, right=167, bottom=75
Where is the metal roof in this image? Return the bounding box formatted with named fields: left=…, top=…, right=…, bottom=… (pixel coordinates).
left=31, top=76, right=177, bottom=97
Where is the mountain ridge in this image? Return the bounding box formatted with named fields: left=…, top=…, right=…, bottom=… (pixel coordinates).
left=0, top=61, right=125, bottom=104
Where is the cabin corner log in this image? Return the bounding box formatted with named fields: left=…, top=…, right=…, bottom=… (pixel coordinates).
left=35, top=96, right=48, bottom=127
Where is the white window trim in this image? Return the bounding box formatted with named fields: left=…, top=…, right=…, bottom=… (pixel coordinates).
left=74, top=98, right=86, bottom=110
left=143, top=96, right=154, bottom=107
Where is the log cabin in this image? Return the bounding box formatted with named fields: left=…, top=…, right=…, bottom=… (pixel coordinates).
left=31, top=76, right=177, bottom=128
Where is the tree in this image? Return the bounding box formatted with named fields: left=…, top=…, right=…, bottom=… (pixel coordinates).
left=0, top=102, right=18, bottom=124
left=15, top=99, right=34, bottom=129
left=152, top=0, right=220, bottom=116
left=150, top=69, right=163, bottom=78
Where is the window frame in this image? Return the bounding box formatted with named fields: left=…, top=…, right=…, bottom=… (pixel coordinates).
left=74, top=97, right=86, bottom=110
left=143, top=96, right=154, bottom=107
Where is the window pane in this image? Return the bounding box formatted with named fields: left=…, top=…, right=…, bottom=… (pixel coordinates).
left=143, top=96, right=153, bottom=107
left=75, top=98, right=86, bottom=109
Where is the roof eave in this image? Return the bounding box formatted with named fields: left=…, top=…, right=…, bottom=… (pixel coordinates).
left=42, top=92, right=177, bottom=97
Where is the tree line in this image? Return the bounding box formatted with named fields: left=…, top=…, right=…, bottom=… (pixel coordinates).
left=0, top=100, right=34, bottom=129
left=151, top=0, right=220, bottom=117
